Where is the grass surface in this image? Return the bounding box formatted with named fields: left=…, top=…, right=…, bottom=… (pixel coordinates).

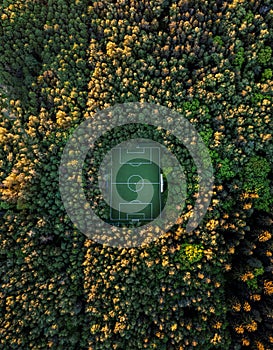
left=110, top=147, right=162, bottom=222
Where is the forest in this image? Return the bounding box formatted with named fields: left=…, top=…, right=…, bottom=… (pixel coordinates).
left=0, top=0, right=273, bottom=349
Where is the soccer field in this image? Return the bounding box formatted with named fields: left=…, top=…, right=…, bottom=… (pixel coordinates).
left=108, top=142, right=163, bottom=224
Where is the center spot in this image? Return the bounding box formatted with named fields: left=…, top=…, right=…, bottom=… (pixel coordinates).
left=127, top=175, right=144, bottom=192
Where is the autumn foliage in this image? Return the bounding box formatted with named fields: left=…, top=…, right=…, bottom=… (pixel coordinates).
left=0, top=0, right=272, bottom=349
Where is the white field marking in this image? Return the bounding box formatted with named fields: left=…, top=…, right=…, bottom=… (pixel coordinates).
left=156, top=148, right=162, bottom=217
left=119, top=202, right=153, bottom=219
left=127, top=175, right=144, bottom=192
left=110, top=146, right=161, bottom=220
left=126, top=148, right=145, bottom=154
left=112, top=182, right=160, bottom=184
left=109, top=154, right=118, bottom=220
left=118, top=147, right=161, bottom=165
left=127, top=213, right=145, bottom=220
left=130, top=163, right=142, bottom=167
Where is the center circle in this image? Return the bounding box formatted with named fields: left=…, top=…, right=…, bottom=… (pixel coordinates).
left=127, top=175, right=144, bottom=193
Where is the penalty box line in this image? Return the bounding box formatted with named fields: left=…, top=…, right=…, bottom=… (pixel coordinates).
left=111, top=182, right=160, bottom=185
left=118, top=147, right=160, bottom=165
left=119, top=202, right=154, bottom=221
left=119, top=147, right=150, bottom=164
left=126, top=148, right=145, bottom=154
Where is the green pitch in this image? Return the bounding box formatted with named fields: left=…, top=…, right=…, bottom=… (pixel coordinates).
left=109, top=144, right=163, bottom=224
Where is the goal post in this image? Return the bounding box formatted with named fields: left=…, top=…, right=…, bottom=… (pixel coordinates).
left=160, top=173, right=164, bottom=193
